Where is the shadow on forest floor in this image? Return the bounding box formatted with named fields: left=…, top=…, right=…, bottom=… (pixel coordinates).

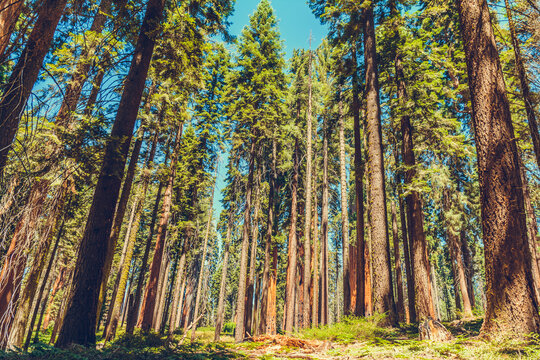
left=3, top=318, right=540, bottom=359
left=0, top=332, right=244, bottom=360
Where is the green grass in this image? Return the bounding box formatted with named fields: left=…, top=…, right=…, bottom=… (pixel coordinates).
left=6, top=319, right=540, bottom=359
left=299, top=315, right=399, bottom=344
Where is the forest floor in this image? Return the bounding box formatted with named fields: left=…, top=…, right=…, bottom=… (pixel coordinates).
left=2, top=317, right=540, bottom=359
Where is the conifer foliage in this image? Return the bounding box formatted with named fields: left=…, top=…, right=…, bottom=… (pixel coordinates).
left=0, top=0, right=538, bottom=353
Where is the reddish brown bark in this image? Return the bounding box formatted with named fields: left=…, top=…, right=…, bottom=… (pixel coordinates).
left=458, top=0, right=540, bottom=336
left=285, top=139, right=300, bottom=332
left=0, top=179, right=48, bottom=348
left=303, top=47, right=313, bottom=329
left=55, top=0, right=165, bottom=346
left=126, top=178, right=165, bottom=334
left=0, top=0, right=24, bottom=59
left=320, top=122, right=329, bottom=325
left=139, top=124, right=183, bottom=332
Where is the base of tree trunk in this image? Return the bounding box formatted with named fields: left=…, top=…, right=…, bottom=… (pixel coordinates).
left=418, top=318, right=453, bottom=341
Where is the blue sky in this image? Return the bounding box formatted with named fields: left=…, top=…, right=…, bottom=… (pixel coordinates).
left=212, top=0, right=329, bottom=221
left=228, top=0, right=328, bottom=59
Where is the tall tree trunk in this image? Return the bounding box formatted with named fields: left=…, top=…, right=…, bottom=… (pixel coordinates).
left=41, top=265, right=67, bottom=331
left=0, top=0, right=24, bottom=59
left=214, top=218, right=232, bottom=341
left=234, top=141, right=256, bottom=342
left=139, top=123, right=183, bottom=332
left=443, top=190, right=473, bottom=318
left=0, top=0, right=68, bottom=176
left=303, top=46, right=313, bottom=329
left=0, top=180, right=48, bottom=348
left=503, top=0, right=540, bottom=168
left=338, top=92, right=351, bottom=316
left=394, top=146, right=414, bottom=324
left=363, top=5, right=396, bottom=325
left=457, top=0, right=540, bottom=336
left=351, top=49, right=365, bottom=318
left=391, top=202, right=405, bottom=323
left=245, top=165, right=261, bottom=337
left=104, top=132, right=158, bottom=341
left=395, top=44, right=435, bottom=323
left=460, top=230, right=476, bottom=310
left=168, top=235, right=189, bottom=336
left=55, top=0, right=114, bottom=129
left=320, top=119, right=329, bottom=325
left=260, top=136, right=278, bottom=335
left=520, top=164, right=540, bottom=301
left=98, top=124, right=147, bottom=326
left=191, top=175, right=217, bottom=340
left=8, top=181, right=67, bottom=348
left=55, top=0, right=165, bottom=347
left=126, top=178, right=165, bottom=334
left=22, top=205, right=66, bottom=350
left=284, top=139, right=300, bottom=332
left=311, top=144, right=319, bottom=327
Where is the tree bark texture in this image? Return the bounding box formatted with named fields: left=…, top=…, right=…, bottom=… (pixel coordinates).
left=457, top=0, right=540, bottom=336
left=55, top=0, right=165, bottom=346
left=362, top=5, right=396, bottom=324
left=0, top=0, right=24, bottom=59
left=284, top=139, right=300, bottom=332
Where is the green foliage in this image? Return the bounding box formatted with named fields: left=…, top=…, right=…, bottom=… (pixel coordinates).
left=300, top=316, right=396, bottom=344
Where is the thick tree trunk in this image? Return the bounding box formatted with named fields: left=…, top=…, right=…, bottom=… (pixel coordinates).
left=139, top=124, right=183, bottom=332
left=0, top=0, right=68, bottom=176
left=55, top=0, right=165, bottom=347
left=104, top=132, right=158, bottom=341
left=363, top=5, right=396, bottom=325
left=99, top=125, right=147, bottom=326
left=0, top=0, right=24, bottom=59
left=234, top=141, right=256, bottom=342
left=284, top=139, right=300, bottom=332
left=391, top=202, right=406, bottom=323
left=457, top=0, right=540, bottom=336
